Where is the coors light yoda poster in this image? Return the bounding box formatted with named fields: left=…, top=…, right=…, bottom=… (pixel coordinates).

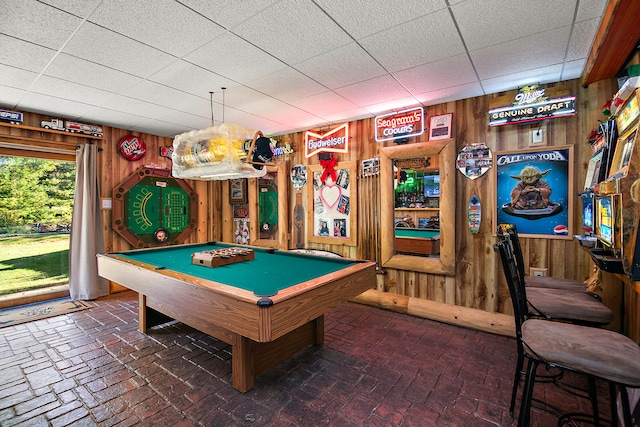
left=495, top=146, right=573, bottom=238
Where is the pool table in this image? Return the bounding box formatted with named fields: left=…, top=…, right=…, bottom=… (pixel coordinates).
left=395, top=228, right=440, bottom=256
left=96, top=242, right=375, bottom=392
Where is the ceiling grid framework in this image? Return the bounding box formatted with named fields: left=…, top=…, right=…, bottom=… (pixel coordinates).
left=0, top=0, right=611, bottom=137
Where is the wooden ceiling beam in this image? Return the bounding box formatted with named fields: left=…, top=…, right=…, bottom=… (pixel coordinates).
left=581, top=0, right=640, bottom=87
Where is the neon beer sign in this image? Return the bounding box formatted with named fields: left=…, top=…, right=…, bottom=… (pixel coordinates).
left=375, top=106, right=425, bottom=142
left=305, top=123, right=349, bottom=158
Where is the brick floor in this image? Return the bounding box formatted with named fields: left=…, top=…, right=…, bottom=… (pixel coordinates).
left=0, top=291, right=610, bottom=426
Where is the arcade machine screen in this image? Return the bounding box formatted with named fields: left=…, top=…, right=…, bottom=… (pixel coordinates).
left=595, top=195, right=615, bottom=248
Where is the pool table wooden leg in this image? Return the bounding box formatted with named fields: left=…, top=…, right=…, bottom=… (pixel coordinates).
left=231, top=315, right=326, bottom=393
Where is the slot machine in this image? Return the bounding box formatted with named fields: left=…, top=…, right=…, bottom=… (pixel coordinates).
left=594, top=88, right=640, bottom=279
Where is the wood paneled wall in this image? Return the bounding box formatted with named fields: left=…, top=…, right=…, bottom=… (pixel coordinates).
left=6, top=76, right=636, bottom=338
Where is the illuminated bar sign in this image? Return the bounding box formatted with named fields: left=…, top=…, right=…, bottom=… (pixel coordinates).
left=305, top=123, right=349, bottom=158
left=375, top=106, right=425, bottom=142
left=488, top=85, right=576, bottom=127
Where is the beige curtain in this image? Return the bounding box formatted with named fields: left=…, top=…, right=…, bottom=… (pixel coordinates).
left=69, top=144, right=108, bottom=300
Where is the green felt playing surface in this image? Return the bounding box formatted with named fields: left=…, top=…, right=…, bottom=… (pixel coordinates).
left=394, top=229, right=439, bottom=239
left=116, top=243, right=359, bottom=297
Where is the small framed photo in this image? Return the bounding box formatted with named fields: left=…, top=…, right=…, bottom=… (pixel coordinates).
left=229, top=179, right=247, bottom=204
left=429, top=113, right=453, bottom=141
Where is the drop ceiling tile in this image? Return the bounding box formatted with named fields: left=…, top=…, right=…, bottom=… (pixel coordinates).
left=290, top=91, right=359, bottom=118
left=0, top=35, right=57, bottom=72
left=0, top=0, right=82, bottom=50
left=481, top=64, right=563, bottom=94
left=62, top=23, right=176, bottom=79
left=416, top=82, right=484, bottom=106
left=184, top=33, right=287, bottom=84
left=179, top=0, right=280, bottom=29
left=99, top=94, right=181, bottom=120
left=314, top=0, right=447, bottom=39
left=393, top=54, right=478, bottom=95
left=566, top=18, right=601, bottom=61
left=561, top=59, right=587, bottom=81
left=335, top=75, right=414, bottom=107
left=359, top=8, right=464, bottom=72
left=576, top=0, right=607, bottom=22
left=88, top=0, right=226, bottom=57
left=295, top=43, right=387, bottom=90
left=125, top=80, right=204, bottom=111
left=45, top=54, right=143, bottom=93
left=470, top=26, right=571, bottom=80
left=363, top=97, right=423, bottom=116
left=0, top=65, right=39, bottom=90
left=30, top=76, right=118, bottom=108
left=0, top=86, right=28, bottom=107
left=320, top=108, right=370, bottom=125
left=18, top=92, right=96, bottom=119
left=452, top=0, right=576, bottom=51
left=234, top=0, right=353, bottom=64
left=40, top=0, right=103, bottom=17
left=246, top=67, right=327, bottom=102
left=147, top=61, right=234, bottom=97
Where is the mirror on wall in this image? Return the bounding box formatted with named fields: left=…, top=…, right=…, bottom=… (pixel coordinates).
left=249, top=161, right=288, bottom=249
left=380, top=140, right=456, bottom=275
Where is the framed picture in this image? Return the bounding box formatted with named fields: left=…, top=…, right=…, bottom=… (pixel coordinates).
left=494, top=145, right=573, bottom=239
left=229, top=178, right=247, bottom=204
left=429, top=113, right=453, bottom=141
left=307, top=161, right=357, bottom=246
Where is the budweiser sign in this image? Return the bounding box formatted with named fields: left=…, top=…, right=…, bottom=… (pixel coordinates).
left=375, top=106, right=425, bottom=142
left=305, top=123, right=349, bottom=158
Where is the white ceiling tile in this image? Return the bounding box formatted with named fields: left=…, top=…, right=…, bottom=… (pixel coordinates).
left=40, top=0, right=103, bottom=17
left=417, top=82, right=485, bottom=106
left=0, top=86, right=28, bottom=107
left=30, top=76, right=118, bottom=107
left=184, top=33, right=287, bottom=84
left=561, top=59, right=587, bottom=81
left=0, top=35, right=57, bottom=72
left=0, top=65, right=39, bottom=90
left=359, top=8, right=465, bottom=72
left=481, top=64, right=563, bottom=94
left=17, top=92, right=96, bottom=119
left=470, top=27, right=571, bottom=80
left=45, top=54, right=143, bottom=93
left=335, top=75, right=414, bottom=107
left=394, top=54, right=478, bottom=95
left=290, top=91, right=359, bottom=118
left=314, top=0, right=448, bottom=39
left=88, top=0, right=226, bottom=57
left=125, top=80, right=204, bottom=111
left=62, top=23, right=176, bottom=79
left=295, top=43, right=387, bottom=90
left=246, top=67, right=327, bottom=102
left=576, top=0, right=607, bottom=22
left=0, top=0, right=82, bottom=50
left=566, top=18, right=601, bottom=61
left=179, top=0, right=281, bottom=29
left=234, top=0, right=353, bottom=64
left=147, top=61, right=235, bottom=97
left=452, top=0, right=576, bottom=51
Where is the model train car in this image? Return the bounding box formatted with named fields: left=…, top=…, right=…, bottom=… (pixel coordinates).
left=41, top=118, right=103, bottom=137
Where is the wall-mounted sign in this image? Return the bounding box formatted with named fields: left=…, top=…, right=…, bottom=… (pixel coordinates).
left=429, top=113, right=453, bottom=140
left=488, top=85, right=576, bottom=127
left=159, top=146, right=173, bottom=158
left=305, top=123, right=349, bottom=158
left=118, top=135, right=146, bottom=161
left=456, top=143, right=492, bottom=180
left=375, top=106, right=425, bottom=142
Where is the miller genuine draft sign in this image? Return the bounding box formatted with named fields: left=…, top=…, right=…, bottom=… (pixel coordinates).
left=375, top=106, right=425, bottom=142
left=488, top=85, right=576, bottom=127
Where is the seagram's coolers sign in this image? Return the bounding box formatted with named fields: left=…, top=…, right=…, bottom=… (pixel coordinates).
left=488, top=85, right=576, bottom=127
left=305, top=123, right=349, bottom=157
left=375, top=106, right=425, bottom=142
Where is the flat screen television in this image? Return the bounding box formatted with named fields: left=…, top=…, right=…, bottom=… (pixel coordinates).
left=594, top=195, right=616, bottom=247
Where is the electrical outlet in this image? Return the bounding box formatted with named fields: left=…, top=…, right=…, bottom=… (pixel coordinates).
left=530, top=267, right=548, bottom=277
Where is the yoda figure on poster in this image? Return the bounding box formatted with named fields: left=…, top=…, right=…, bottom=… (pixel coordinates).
left=502, top=166, right=562, bottom=218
